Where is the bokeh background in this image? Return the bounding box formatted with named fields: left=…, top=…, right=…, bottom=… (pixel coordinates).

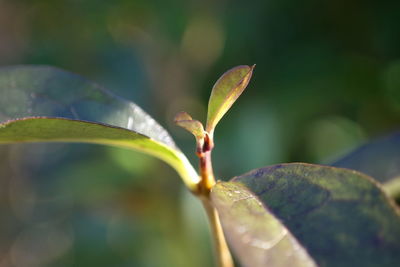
left=1, top=0, right=400, bottom=266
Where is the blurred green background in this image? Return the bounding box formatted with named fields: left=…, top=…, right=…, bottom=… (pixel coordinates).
left=0, top=0, right=400, bottom=266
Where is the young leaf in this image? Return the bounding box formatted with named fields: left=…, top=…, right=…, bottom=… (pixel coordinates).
left=206, top=65, right=255, bottom=135
left=0, top=66, right=199, bottom=190
left=211, top=163, right=400, bottom=267
left=174, top=111, right=205, bottom=140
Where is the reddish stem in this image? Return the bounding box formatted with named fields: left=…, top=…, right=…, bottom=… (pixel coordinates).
left=196, top=133, right=234, bottom=267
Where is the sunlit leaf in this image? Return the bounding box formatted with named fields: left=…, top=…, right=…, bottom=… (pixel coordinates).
left=211, top=182, right=317, bottom=267
left=0, top=66, right=199, bottom=190
left=0, top=65, right=176, bottom=148
left=174, top=111, right=205, bottom=140
left=211, top=163, right=400, bottom=267
left=206, top=65, right=254, bottom=135
left=383, top=176, right=400, bottom=202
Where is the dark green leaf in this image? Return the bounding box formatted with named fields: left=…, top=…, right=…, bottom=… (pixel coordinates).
left=331, top=132, right=400, bottom=202
left=331, top=132, right=400, bottom=184
left=211, top=182, right=317, bottom=267
left=211, top=163, right=400, bottom=267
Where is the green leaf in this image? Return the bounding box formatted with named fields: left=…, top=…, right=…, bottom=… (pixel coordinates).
left=0, top=118, right=199, bottom=190
left=174, top=111, right=205, bottom=140
left=331, top=132, right=400, bottom=202
left=206, top=65, right=255, bottom=136
left=211, top=163, right=400, bottom=267
left=383, top=176, right=400, bottom=203
left=0, top=65, right=176, bottom=148
left=211, top=182, right=317, bottom=267
left=0, top=65, right=199, bottom=190
left=331, top=132, right=400, bottom=184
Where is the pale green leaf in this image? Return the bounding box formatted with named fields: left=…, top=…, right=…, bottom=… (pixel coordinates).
left=383, top=176, right=400, bottom=203
left=0, top=66, right=199, bottom=190
left=0, top=117, right=199, bottom=190
left=206, top=65, right=254, bottom=135
left=211, top=163, right=400, bottom=267
left=174, top=111, right=205, bottom=140
left=0, top=65, right=176, bottom=148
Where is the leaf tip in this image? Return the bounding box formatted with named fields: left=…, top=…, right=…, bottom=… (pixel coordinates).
left=174, top=111, right=193, bottom=123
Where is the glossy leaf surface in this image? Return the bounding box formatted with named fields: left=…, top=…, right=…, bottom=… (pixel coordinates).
left=0, top=65, right=176, bottom=148
left=211, top=163, right=400, bottom=267
left=206, top=65, right=254, bottom=135
left=0, top=66, right=199, bottom=189
left=211, top=182, right=317, bottom=267
left=0, top=118, right=199, bottom=189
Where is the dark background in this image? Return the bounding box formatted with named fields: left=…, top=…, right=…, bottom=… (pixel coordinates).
left=0, top=0, right=399, bottom=266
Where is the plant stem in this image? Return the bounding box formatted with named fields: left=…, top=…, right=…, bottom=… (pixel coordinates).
left=197, top=134, right=234, bottom=267
left=199, top=150, right=216, bottom=194
left=201, top=198, right=234, bottom=267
